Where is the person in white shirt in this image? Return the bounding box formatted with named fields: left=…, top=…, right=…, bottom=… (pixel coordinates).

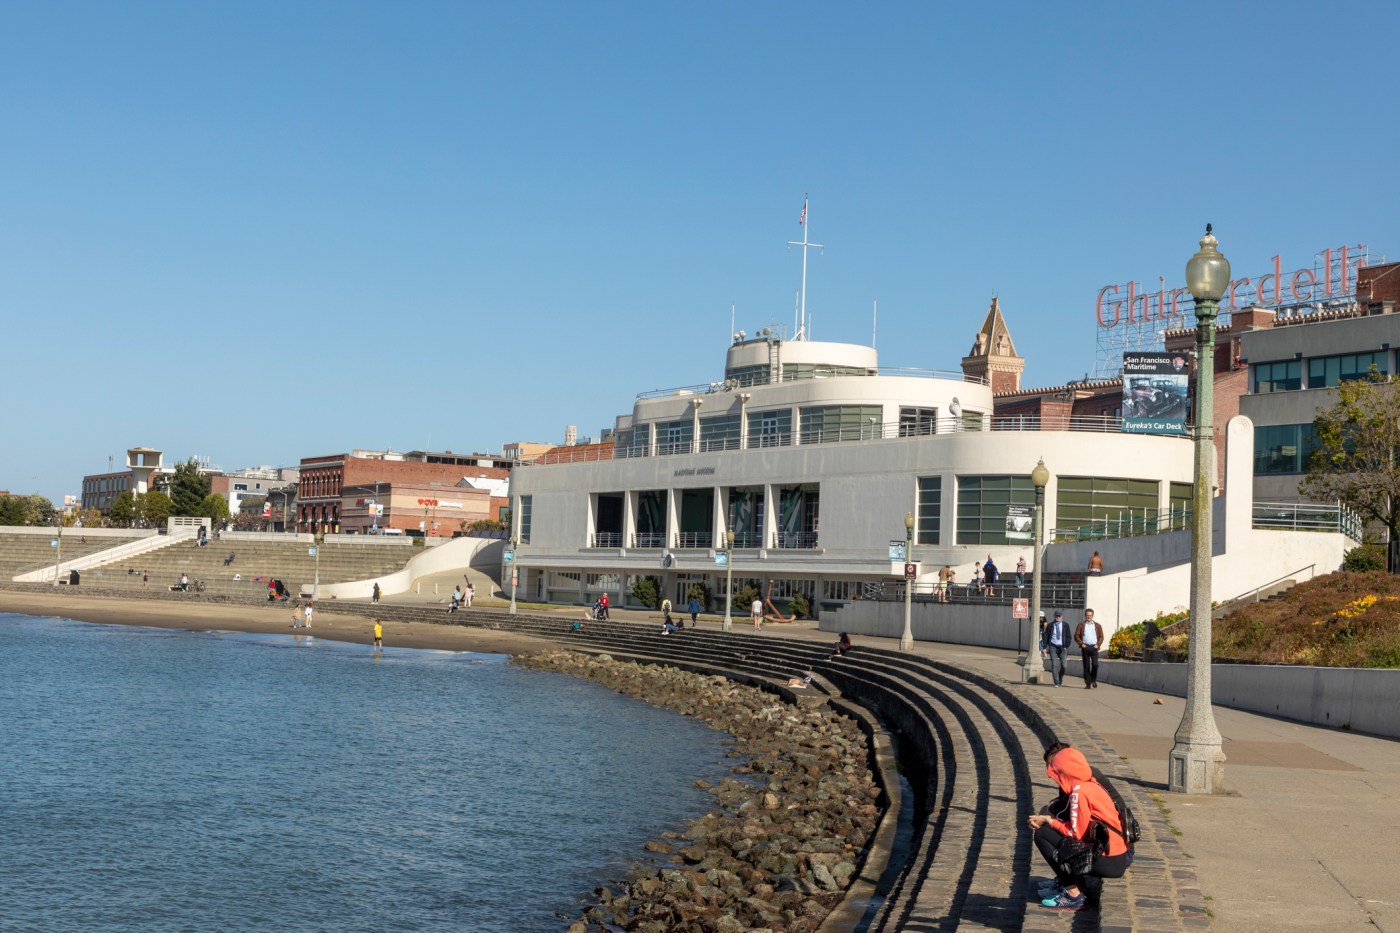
left=1075, top=608, right=1105, bottom=689
left=751, top=597, right=764, bottom=631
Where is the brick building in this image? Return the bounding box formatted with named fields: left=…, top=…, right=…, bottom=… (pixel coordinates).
left=297, top=449, right=511, bottom=535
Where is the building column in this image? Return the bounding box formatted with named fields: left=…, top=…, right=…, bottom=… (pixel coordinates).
left=738, top=394, right=752, bottom=449
left=691, top=398, right=703, bottom=453
left=763, top=483, right=778, bottom=551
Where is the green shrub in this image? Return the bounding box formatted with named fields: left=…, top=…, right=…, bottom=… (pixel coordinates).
left=734, top=584, right=759, bottom=614
left=685, top=581, right=712, bottom=611
left=789, top=593, right=811, bottom=619
left=1343, top=544, right=1387, bottom=572
left=631, top=576, right=660, bottom=609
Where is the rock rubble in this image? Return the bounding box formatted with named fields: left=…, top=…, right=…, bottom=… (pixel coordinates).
left=515, top=650, right=881, bottom=933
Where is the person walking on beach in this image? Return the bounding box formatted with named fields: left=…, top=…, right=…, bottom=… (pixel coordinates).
left=687, top=594, right=701, bottom=627
left=465, top=582, right=474, bottom=607
left=751, top=596, right=764, bottom=631
left=291, top=600, right=302, bottom=628
left=372, top=621, right=383, bottom=652
left=372, top=582, right=380, bottom=605
left=303, top=601, right=314, bottom=629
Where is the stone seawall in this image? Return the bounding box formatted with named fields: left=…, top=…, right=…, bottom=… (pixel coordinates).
left=515, top=651, right=881, bottom=933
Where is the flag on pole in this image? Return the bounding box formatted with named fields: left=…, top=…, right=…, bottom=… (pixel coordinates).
left=798, top=202, right=806, bottom=225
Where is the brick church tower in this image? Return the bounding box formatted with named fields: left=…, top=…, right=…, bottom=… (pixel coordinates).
left=960, top=297, right=1024, bottom=395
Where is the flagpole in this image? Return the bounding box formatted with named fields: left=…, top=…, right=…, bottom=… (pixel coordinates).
left=787, top=194, right=823, bottom=343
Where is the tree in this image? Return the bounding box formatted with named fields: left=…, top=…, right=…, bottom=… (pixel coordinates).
left=199, top=493, right=231, bottom=523
left=0, top=496, right=27, bottom=526
left=109, top=491, right=137, bottom=527
left=25, top=495, right=55, bottom=526
left=1300, top=373, right=1400, bottom=556
left=169, top=458, right=211, bottom=516
left=138, top=490, right=173, bottom=528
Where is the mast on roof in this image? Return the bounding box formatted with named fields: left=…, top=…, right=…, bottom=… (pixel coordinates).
left=786, top=194, right=823, bottom=341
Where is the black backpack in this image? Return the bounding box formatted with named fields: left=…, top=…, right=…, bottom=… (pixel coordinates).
left=1093, top=770, right=1141, bottom=851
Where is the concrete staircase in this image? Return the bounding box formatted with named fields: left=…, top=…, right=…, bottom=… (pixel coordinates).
left=0, top=531, right=145, bottom=579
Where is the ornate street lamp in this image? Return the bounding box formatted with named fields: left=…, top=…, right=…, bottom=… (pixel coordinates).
left=900, top=511, right=915, bottom=650
left=722, top=529, right=735, bottom=631
left=1023, top=457, right=1050, bottom=683
left=1169, top=225, right=1230, bottom=794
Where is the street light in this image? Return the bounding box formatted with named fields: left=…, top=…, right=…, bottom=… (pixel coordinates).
left=1169, top=224, right=1230, bottom=795
left=900, top=511, right=915, bottom=650
left=722, top=529, right=735, bottom=631
left=1023, top=457, right=1050, bottom=683
left=51, top=516, right=62, bottom=588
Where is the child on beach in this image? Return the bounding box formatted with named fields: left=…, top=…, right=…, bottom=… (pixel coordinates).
left=291, top=600, right=302, bottom=628
left=373, top=621, right=383, bottom=652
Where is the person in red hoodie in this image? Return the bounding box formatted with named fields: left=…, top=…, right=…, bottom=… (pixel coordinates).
left=1026, top=745, right=1133, bottom=910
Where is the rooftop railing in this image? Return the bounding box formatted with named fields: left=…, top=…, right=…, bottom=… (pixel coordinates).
left=1051, top=506, right=1193, bottom=543
left=634, top=366, right=988, bottom=401
left=1253, top=500, right=1362, bottom=541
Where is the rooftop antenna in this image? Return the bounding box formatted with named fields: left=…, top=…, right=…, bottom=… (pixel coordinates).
left=731, top=301, right=736, bottom=343
left=786, top=193, right=823, bottom=341
left=872, top=299, right=877, bottom=349
left=793, top=288, right=800, bottom=337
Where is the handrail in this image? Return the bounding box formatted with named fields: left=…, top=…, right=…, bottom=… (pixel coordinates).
left=1215, top=564, right=1316, bottom=615
left=633, top=367, right=987, bottom=401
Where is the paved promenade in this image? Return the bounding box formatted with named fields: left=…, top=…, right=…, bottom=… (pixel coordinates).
left=764, top=622, right=1399, bottom=933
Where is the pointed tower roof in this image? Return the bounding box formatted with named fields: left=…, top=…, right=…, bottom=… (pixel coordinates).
left=961, top=296, right=1026, bottom=394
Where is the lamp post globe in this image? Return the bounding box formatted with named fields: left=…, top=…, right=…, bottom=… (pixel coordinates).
left=1170, top=225, right=1229, bottom=795
left=900, top=511, right=916, bottom=651
left=1023, top=457, right=1050, bottom=683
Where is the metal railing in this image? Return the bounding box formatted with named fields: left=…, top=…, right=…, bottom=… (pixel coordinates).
left=674, top=532, right=713, bottom=549
left=1051, top=507, right=1192, bottom=543
left=1252, top=500, right=1362, bottom=541
left=590, top=532, right=623, bottom=548
left=772, top=531, right=818, bottom=549
left=631, top=532, right=666, bottom=549
left=865, top=573, right=1086, bottom=609
left=633, top=367, right=987, bottom=401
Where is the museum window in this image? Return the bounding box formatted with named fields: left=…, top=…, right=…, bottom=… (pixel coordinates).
left=955, top=475, right=1035, bottom=545
left=699, top=413, right=741, bottom=451
left=1307, top=351, right=1388, bottom=388
left=1252, top=360, right=1301, bottom=394
left=1254, top=424, right=1316, bottom=475
left=1055, top=477, right=1159, bottom=534
left=518, top=495, right=532, bottom=543
left=657, top=420, right=693, bottom=456
left=799, top=405, right=883, bottom=444
left=916, top=476, right=941, bottom=545
left=747, top=409, right=792, bottom=448
left=900, top=407, right=937, bottom=437
left=725, top=364, right=771, bottom=388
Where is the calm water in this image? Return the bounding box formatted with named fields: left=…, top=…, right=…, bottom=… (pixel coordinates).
left=0, top=614, right=734, bottom=932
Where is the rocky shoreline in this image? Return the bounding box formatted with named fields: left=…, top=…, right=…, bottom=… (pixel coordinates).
left=514, top=651, right=883, bottom=933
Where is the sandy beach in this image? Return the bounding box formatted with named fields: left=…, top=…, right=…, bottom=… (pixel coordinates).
left=0, top=590, right=555, bottom=656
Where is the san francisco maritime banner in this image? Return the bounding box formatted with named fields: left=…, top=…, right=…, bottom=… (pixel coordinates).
left=1121, top=352, right=1188, bottom=435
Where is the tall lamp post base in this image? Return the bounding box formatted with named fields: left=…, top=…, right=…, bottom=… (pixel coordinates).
left=1168, top=740, right=1225, bottom=795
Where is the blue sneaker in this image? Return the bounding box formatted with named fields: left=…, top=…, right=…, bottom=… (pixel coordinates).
left=1042, top=890, right=1086, bottom=910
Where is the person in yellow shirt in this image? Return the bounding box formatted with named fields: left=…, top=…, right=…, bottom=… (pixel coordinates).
left=372, top=622, right=383, bottom=653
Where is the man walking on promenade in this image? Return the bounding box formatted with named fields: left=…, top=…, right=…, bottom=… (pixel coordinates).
left=1075, top=608, right=1104, bottom=688
left=1045, top=610, right=1070, bottom=687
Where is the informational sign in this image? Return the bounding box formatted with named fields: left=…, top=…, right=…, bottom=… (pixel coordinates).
left=715, top=552, right=729, bottom=568
left=307, top=546, right=317, bottom=557
left=888, top=540, right=907, bottom=562
left=1122, top=352, right=1189, bottom=435
left=503, top=550, right=514, bottom=563
left=1012, top=598, right=1029, bottom=619
left=50, top=538, right=59, bottom=548
left=904, top=562, right=917, bottom=579
left=1006, top=505, right=1033, bottom=542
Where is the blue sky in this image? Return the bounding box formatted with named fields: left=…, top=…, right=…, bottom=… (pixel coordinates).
left=4, top=1, right=1397, bottom=502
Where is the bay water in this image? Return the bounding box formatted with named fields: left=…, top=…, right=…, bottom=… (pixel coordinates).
left=0, top=614, right=734, bottom=932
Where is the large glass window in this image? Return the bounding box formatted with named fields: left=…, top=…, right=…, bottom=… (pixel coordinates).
left=782, top=363, right=872, bottom=382
left=747, top=409, right=792, bottom=448
left=725, top=364, right=771, bottom=387
left=699, top=413, right=741, bottom=451
left=1308, top=351, right=1388, bottom=388
left=1055, top=477, right=1159, bottom=533
left=799, top=405, right=883, bottom=444
left=1254, top=423, right=1316, bottom=474
left=956, top=475, right=1035, bottom=545
left=916, top=476, right=941, bottom=545
left=1252, top=360, right=1301, bottom=394
left=614, top=425, right=650, bottom=459
left=900, top=407, right=937, bottom=437
left=518, top=495, right=532, bottom=543
left=656, top=420, right=693, bottom=456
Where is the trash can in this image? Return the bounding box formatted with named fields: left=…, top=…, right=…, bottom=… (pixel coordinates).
left=69, top=570, right=80, bottom=586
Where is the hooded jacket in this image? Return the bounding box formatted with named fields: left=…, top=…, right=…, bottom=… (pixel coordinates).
left=1045, top=748, right=1129, bottom=857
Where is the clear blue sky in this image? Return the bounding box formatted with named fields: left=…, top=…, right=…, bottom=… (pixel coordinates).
left=4, top=1, right=1397, bottom=502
